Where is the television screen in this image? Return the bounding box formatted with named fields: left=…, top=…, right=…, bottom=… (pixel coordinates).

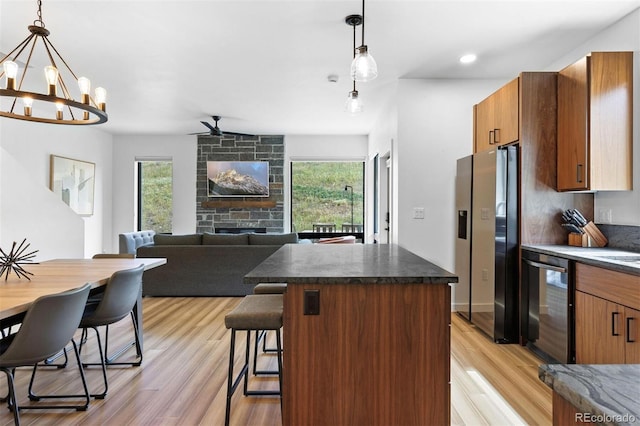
left=207, top=161, right=269, bottom=197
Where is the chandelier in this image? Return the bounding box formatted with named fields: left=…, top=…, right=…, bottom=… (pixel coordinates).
left=350, top=0, right=377, bottom=82
left=345, top=15, right=364, bottom=114
left=0, top=0, right=107, bottom=125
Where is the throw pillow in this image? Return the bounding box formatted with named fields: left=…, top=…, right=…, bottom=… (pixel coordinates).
left=154, top=234, right=202, bottom=245
left=249, top=233, right=299, bottom=245
left=202, top=233, right=250, bottom=245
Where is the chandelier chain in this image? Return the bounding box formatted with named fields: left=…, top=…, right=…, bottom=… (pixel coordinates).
left=34, top=0, right=45, bottom=27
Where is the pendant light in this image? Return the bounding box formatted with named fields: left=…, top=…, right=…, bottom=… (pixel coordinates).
left=350, top=0, right=378, bottom=82
left=0, top=0, right=107, bottom=125
left=345, top=15, right=364, bottom=114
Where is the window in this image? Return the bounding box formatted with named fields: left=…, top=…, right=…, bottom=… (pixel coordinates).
left=290, top=161, right=364, bottom=233
left=136, top=159, right=172, bottom=233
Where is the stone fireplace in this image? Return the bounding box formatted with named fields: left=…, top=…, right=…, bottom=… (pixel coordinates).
left=196, top=134, right=285, bottom=233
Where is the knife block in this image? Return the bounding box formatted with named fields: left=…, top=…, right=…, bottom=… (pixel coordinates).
left=582, top=221, right=608, bottom=247
left=568, top=233, right=590, bottom=247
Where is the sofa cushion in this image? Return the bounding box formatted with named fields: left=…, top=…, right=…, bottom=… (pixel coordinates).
left=154, top=234, right=202, bottom=245
left=249, top=232, right=298, bottom=245
left=202, top=233, right=249, bottom=245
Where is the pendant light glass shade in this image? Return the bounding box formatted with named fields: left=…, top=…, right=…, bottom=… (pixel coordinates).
left=351, top=45, right=377, bottom=82
left=345, top=90, right=363, bottom=114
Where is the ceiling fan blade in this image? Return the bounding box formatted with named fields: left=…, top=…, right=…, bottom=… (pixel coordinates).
left=200, top=121, right=216, bottom=132
left=224, top=131, right=256, bottom=137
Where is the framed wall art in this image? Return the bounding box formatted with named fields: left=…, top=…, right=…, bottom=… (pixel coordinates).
left=49, top=155, right=95, bottom=216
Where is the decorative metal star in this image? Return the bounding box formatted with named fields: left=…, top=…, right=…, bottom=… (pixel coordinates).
left=0, top=238, right=39, bottom=281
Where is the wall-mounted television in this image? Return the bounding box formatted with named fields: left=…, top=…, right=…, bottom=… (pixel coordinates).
left=207, top=161, right=269, bottom=197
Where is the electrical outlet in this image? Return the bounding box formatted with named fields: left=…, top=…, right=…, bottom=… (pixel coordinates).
left=597, top=209, right=613, bottom=223
left=413, top=207, right=425, bottom=219
left=482, top=269, right=488, bottom=281
left=303, top=290, right=320, bottom=315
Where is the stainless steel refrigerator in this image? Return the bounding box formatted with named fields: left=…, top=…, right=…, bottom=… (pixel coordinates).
left=454, top=155, right=472, bottom=321
left=469, top=145, right=519, bottom=343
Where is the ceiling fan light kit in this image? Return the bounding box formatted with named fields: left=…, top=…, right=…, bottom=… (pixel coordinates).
left=0, top=0, right=107, bottom=125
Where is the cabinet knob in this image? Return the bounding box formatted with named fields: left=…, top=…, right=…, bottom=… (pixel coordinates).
left=489, top=130, right=494, bottom=145
left=494, top=128, right=500, bottom=144
left=627, top=317, right=636, bottom=343
left=612, top=311, right=621, bottom=336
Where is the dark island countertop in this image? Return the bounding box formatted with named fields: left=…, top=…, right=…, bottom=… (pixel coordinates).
left=539, top=364, right=640, bottom=425
left=244, top=243, right=458, bottom=285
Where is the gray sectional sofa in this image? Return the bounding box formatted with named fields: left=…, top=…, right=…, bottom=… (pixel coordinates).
left=118, top=231, right=298, bottom=297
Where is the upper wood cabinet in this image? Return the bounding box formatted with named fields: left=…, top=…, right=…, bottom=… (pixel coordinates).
left=557, top=51, right=633, bottom=191
left=474, top=77, right=519, bottom=152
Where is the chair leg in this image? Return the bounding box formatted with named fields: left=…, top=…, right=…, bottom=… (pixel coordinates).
left=84, top=313, right=142, bottom=367
left=26, top=338, right=91, bottom=411
left=84, top=327, right=109, bottom=399
left=1, top=367, right=20, bottom=426
left=253, top=329, right=281, bottom=376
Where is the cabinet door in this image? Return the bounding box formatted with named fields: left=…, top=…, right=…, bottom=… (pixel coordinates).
left=475, top=96, right=494, bottom=152
left=575, top=291, right=625, bottom=364
left=557, top=56, right=589, bottom=191
left=494, top=77, right=519, bottom=146
left=625, top=306, right=640, bottom=364
left=589, top=51, right=633, bottom=190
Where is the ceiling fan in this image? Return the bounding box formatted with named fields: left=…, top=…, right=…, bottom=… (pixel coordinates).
left=196, top=116, right=255, bottom=137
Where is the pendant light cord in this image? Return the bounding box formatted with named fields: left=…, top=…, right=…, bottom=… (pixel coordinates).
left=352, top=21, right=357, bottom=91
left=361, top=0, right=365, bottom=47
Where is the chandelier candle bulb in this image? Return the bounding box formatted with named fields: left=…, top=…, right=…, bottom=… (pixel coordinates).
left=22, top=97, right=33, bottom=116
left=78, top=77, right=91, bottom=103
left=95, top=87, right=107, bottom=112
left=55, top=102, right=63, bottom=120
left=3, top=61, right=18, bottom=90
left=44, top=65, right=58, bottom=96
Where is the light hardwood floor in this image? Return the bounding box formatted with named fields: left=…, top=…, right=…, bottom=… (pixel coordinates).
left=0, top=297, right=552, bottom=425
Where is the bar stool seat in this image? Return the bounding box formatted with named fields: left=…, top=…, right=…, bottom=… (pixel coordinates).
left=252, top=283, right=287, bottom=294
left=224, top=295, right=283, bottom=426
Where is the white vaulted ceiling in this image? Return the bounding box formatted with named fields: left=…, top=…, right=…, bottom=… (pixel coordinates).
left=1, top=0, right=638, bottom=136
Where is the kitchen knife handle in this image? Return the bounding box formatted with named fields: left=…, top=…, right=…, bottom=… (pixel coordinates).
left=627, top=317, right=636, bottom=343
left=576, top=164, right=583, bottom=183
left=612, top=312, right=620, bottom=336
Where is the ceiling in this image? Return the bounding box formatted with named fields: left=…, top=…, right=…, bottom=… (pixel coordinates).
left=1, top=0, right=639, bottom=136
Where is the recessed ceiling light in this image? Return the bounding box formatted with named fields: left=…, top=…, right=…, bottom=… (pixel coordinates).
left=459, top=54, right=477, bottom=64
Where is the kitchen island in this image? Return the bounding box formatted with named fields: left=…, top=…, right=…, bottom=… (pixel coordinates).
left=245, top=243, right=458, bottom=426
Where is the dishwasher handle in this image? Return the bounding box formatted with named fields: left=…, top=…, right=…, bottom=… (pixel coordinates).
left=523, top=259, right=567, bottom=274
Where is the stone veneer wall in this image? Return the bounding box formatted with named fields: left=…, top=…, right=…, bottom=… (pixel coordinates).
left=196, top=134, right=285, bottom=233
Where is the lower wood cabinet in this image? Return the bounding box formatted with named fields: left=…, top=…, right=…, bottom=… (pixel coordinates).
left=575, top=263, right=640, bottom=364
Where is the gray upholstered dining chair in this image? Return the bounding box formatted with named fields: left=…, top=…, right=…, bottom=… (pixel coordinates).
left=77, top=264, right=145, bottom=399
left=90, top=253, right=140, bottom=365
left=0, top=283, right=91, bottom=426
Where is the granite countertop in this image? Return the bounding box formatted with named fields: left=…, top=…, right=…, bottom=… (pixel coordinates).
left=522, top=244, right=640, bottom=276
left=244, top=243, right=458, bottom=285
left=539, top=364, right=640, bottom=426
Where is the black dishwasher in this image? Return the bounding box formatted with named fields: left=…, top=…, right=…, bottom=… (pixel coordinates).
left=521, top=250, right=574, bottom=363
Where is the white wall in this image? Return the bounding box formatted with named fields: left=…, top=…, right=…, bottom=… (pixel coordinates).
left=0, top=119, right=112, bottom=259
left=546, top=9, right=640, bottom=226
left=394, top=79, right=505, bottom=274
left=285, top=134, right=368, bottom=234
left=111, top=135, right=197, bottom=249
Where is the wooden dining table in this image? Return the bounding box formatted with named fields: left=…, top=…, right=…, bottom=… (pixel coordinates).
left=0, top=257, right=166, bottom=351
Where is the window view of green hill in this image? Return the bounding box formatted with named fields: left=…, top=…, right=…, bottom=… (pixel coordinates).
left=140, top=161, right=173, bottom=233
left=291, top=162, right=364, bottom=232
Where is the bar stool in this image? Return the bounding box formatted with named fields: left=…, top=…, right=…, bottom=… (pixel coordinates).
left=224, top=294, right=283, bottom=426
left=252, top=284, right=287, bottom=374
